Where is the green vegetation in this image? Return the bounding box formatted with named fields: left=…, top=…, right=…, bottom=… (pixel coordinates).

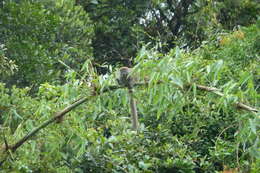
left=0, top=0, right=93, bottom=86
left=0, top=0, right=259, bottom=172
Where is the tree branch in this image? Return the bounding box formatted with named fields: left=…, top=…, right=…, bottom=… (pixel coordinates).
left=195, top=84, right=258, bottom=113
left=10, top=97, right=90, bottom=152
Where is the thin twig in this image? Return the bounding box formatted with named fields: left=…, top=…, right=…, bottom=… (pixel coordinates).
left=216, top=123, right=237, bottom=140
left=3, top=134, right=9, bottom=151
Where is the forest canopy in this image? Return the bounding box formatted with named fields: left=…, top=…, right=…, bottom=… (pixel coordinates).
left=0, top=0, right=259, bottom=172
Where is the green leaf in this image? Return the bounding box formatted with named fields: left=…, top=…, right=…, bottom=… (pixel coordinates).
left=170, top=76, right=183, bottom=89
left=138, top=161, right=151, bottom=170
left=249, top=119, right=257, bottom=134
left=13, top=109, right=23, bottom=120
left=175, top=46, right=181, bottom=59
left=91, top=0, right=99, bottom=4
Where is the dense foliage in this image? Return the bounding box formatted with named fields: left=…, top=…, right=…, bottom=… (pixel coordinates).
left=0, top=0, right=259, bottom=172
left=77, top=0, right=259, bottom=66
left=0, top=0, right=93, bottom=86
left=0, top=44, right=17, bottom=77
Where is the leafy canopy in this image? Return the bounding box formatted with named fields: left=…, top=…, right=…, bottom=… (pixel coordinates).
left=0, top=0, right=93, bottom=86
